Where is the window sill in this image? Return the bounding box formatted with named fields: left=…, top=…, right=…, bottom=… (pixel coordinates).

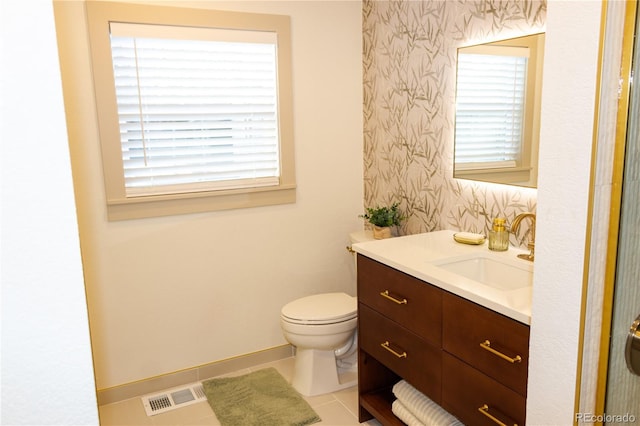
left=107, top=185, right=296, bottom=221
left=454, top=167, right=534, bottom=187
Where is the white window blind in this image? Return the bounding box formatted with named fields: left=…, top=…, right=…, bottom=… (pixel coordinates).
left=454, top=46, right=529, bottom=170
left=109, top=23, right=281, bottom=197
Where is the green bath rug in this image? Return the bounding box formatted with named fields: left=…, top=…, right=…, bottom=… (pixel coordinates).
left=202, top=367, right=321, bottom=426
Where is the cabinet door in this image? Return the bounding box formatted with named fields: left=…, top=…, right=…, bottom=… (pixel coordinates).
left=359, top=303, right=442, bottom=403
left=443, top=292, right=529, bottom=395
left=358, top=255, right=442, bottom=345
left=442, top=353, right=526, bottom=426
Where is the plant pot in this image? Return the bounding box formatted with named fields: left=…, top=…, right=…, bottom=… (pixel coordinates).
left=373, top=225, right=392, bottom=239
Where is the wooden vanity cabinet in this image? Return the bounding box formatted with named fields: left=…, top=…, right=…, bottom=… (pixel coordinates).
left=357, top=254, right=530, bottom=426
left=357, top=255, right=442, bottom=424
left=359, top=304, right=442, bottom=402
left=442, top=292, right=529, bottom=425
left=442, top=354, right=526, bottom=425
left=442, top=292, right=530, bottom=395
left=357, top=254, right=442, bottom=345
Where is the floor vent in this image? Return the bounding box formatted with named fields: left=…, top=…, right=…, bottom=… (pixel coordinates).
left=141, top=382, right=207, bottom=416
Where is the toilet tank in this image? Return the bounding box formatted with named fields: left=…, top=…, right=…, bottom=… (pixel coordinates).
left=349, top=230, right=374, bottom=246
left=346, top=230, right=373, bottom=296
left=347, top=230, right=374, bottom=270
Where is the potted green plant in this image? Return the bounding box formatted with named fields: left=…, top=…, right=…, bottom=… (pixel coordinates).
left=360, top=202, right=404, bottom=239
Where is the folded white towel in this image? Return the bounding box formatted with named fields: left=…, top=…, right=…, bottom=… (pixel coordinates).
left=392, top=380, right=464, bottom=426
left=392, top=399, right=426, bottom=426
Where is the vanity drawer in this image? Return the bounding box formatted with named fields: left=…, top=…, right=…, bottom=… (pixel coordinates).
left=358, top=303, right=442, bottom=403
left=357, top=255, right=442, bottom=345
left=442, top=353, right=526, bottom=426
left=442, top=292, right=529, bottom=396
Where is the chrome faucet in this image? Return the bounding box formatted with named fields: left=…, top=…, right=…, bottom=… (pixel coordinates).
left=510, top=212, right=536, bottom=261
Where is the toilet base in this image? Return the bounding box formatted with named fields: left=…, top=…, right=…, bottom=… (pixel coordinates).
left=291, top=348, right=357, bottom=396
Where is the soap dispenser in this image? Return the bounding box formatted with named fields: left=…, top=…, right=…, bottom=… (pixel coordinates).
left=488, top=217, right=509, bottom=251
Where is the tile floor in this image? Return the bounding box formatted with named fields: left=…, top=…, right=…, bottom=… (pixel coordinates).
left=98, top=357, right=382, bottom=426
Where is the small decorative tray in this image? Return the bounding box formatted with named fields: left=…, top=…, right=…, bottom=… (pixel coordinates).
left=453, top=232, right=486, bottom=245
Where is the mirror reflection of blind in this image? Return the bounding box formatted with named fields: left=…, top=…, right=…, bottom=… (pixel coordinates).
left=109, top=23, right=280, bottom=197
left=455, top=46, right=529, bottom=170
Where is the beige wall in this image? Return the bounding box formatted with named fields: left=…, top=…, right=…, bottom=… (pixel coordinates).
left=529, top=0, right=602, bottom=422
left=6, top=1, right=604, bottom=422
left=1, top=1, right=99, bottom=424
left=55, top=0, right=364, bottom=390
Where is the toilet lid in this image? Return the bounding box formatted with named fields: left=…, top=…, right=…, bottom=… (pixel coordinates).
left=281, top=292, right=357, bottom=324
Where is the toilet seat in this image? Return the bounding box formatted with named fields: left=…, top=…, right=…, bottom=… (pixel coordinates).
left=281, top=292, right=357, bottom=325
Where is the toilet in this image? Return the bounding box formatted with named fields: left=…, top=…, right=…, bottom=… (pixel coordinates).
left=280, top=230, right=373, bottom=396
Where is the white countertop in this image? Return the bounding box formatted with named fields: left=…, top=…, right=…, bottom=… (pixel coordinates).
left=351, top=230, right=533, bottom=325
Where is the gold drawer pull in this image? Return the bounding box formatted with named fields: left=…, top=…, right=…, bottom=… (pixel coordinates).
left=380, top=290, right=407, bottom=305
left=480, top=340, right=522, bottom=363
left=478, top=404, right=518, bottom=426
left=381, top=341, right=407, bottom=358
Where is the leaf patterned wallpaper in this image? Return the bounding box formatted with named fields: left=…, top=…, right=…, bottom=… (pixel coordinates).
left=362, top=0, right=546, bottom=245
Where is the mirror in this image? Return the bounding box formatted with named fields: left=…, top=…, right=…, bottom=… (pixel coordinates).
left=454, top=33, right=545, bottom=188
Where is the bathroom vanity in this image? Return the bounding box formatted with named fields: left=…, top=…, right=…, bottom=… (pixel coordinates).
left=352, top=230, right=532, bottom=426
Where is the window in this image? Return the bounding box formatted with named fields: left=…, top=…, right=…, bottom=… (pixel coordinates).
left=86, top=2, right=295, bottom=220
left=454, top=45, right=529, bottom=170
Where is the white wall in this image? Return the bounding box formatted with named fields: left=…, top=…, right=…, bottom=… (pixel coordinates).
left=55, top=0, right=364, bottom=390
left=0, top=1, right=99, bottom=424
left=527, top=0, right=603, bottom=422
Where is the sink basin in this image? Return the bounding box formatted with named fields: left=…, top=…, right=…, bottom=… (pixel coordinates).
left=431, top=253, right=533, bottom=291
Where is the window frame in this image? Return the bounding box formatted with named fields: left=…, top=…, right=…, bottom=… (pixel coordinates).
left=86, top=1, right=295, bottom=220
